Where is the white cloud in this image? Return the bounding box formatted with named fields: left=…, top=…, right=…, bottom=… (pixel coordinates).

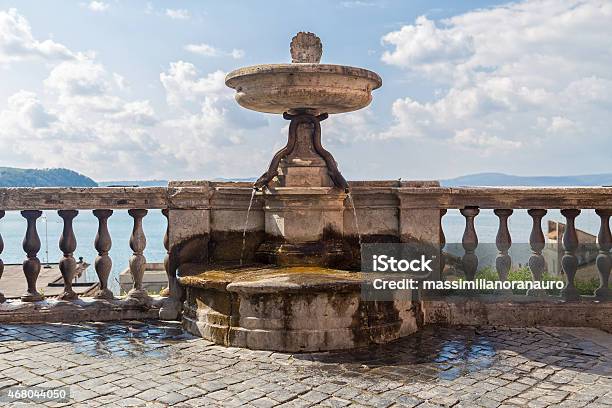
left=382, top=15, right=474, bottom=74
left=545, top=116, right=577, bottom=134
left=0, top=8, right=270, bottom=180
left=184, top=43, right=245, bottom=59
left=110, top=100, right=157, bottom=126
left=379, top=0, right=612, bottom=164
left=452, top=128, right=522, bottom=152
left=165, top=9, right=190, bottom=20
left=0, top=91, right=56, bottom=130
left=159, top=61, right=229, bottom=108
left=184, top=43, right=218, bottom=57
left=0, top=8, right=75, bottom=65
left=86, top=1, right=110, bottom=12
left=230, top=49, right=245, bottom=59
left=0, top=48, right=270, bottom=180
left=43, top=57, right=125, bottom=113
left=113, top=72, right=128, bottom=91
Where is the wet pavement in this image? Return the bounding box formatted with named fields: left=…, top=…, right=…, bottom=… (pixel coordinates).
left=0, top=321, right=611, bottom=407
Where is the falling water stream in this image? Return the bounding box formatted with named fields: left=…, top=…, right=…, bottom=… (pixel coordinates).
left=347, top=192, right=362, bottom=247
left=239, top=188, right=257, bottom=266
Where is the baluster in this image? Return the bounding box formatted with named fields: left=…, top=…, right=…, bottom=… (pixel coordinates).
left=93, top=209, right=114, bottom=299
left=595, top=209, right=611, bottom=300
left=21, top=210, right=43, bottom=301
left=162, top=209, right=181, bottom=299
left=561, top=209, right=581, bottom=301
left=494, top=209, right=513, bottom=282
left=0, top=211, right=5, bottom=303
left=128, top=209, right=148, bottom=299
left=58, top=210, right=78, bottom=300
left=439, top=209, right=447, bottom=281
left=460, top=207, right=479, bottom=281
left=527, top=209, right=547, bottom=296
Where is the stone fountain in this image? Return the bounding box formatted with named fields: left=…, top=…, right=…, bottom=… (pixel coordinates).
left=225, top=32, right=381, bottom=267
left=178, top=33, right=422, bottom=352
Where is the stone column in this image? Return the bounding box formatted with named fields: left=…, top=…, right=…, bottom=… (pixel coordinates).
left=166, top=182, right=212, bottom=274
left=127, top=209, right=148, bottom=300
left=93, top=209, right=114, bottom=299
left=58, top=210, right=79, bottom=300
left=398, top=182, right=444, bottom=282
left=527, top=209, right=548, bottom=297
left=21, top=210, right=43, bottom=302
left=595, top=209, right=611, bottom=300
left=460, top=207, right=479, bottom=281
left=494, top=209, right=513, bottom=282
left=561, top=209, right=581, bottom=301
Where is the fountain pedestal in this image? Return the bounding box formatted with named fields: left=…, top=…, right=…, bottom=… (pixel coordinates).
left=179, top=266, right=418, bottom=352
left=257, top=187, right=347, bottom=266
left=251, top=112, right=352, bottom=266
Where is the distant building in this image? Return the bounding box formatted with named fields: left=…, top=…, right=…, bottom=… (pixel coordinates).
left=544, top=221, right=598, bottom=276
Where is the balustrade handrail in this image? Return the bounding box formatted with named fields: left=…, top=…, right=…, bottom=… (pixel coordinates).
left=397, top=186, right=612, bottom=209
left=0, top=187, right=168, bottom=211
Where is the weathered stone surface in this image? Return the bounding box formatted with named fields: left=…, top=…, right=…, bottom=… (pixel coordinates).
left=0, top=296, right=167, bottom=323
left=290, top=32, right=322, bottom=63
left=225, top=64, right=382, bottom=115
left=169, top=209, right=210, bottom=244
left=2, top=184, right=612, bottom=211
left=396, top=186, right=612, bottom=209
left=422, top=297, right=612, bottom=332
left=0, top=187, right=167, bottom=210
left=263, top=188, right=345, bottom=241
left=180, top=267, right=417, bottom=352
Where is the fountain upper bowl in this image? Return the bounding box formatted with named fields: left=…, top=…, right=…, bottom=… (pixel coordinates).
left=225, top=64, right=382, bottom=115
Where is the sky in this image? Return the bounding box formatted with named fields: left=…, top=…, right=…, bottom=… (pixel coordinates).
left=0, top=0, right=610, bottom=182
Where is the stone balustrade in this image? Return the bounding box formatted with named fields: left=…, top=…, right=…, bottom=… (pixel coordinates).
left=1, top=183, right=611, bottom=325
left=404, top=186, right=612, bottom=301
left=0, top=187, right=182, bottom=322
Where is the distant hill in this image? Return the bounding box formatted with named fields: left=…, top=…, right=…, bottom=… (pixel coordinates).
left=442, top=172, right=612, bottom=187
left=98, top=180, right=168, bottom=187
left=98, top=178, right=257, bottom=187
left=0, top=167, right=97, bottom=187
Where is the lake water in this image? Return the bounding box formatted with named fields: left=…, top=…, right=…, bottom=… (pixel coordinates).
left=0, top=208, right=603, bottom=294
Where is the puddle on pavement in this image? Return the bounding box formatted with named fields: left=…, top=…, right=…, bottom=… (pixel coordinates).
left=69, top=321, right=190, bottom=358
left=297, top=326, right=497, bottom=382
left=0, top=320, right=191, bottom=359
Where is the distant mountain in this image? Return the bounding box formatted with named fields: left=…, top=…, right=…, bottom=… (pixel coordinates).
left=98, top=180, right=168, bottom=187
left=212, top=177, right=257, bottom=182
left=441, top=172, right=612, bottom=187
left=98, top=178, right=257, bottom=187
left=0, top=167, right=97, bottom=187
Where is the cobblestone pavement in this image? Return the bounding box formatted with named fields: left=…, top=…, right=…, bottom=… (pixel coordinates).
left=1, top=322, right=611, bottom=407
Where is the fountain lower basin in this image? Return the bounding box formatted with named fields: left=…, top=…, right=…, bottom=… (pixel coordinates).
left=179, top=265, right=418, bottom=352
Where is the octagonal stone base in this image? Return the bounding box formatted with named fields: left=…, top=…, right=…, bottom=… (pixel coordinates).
left=179, top=266, right=418, bottom=352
